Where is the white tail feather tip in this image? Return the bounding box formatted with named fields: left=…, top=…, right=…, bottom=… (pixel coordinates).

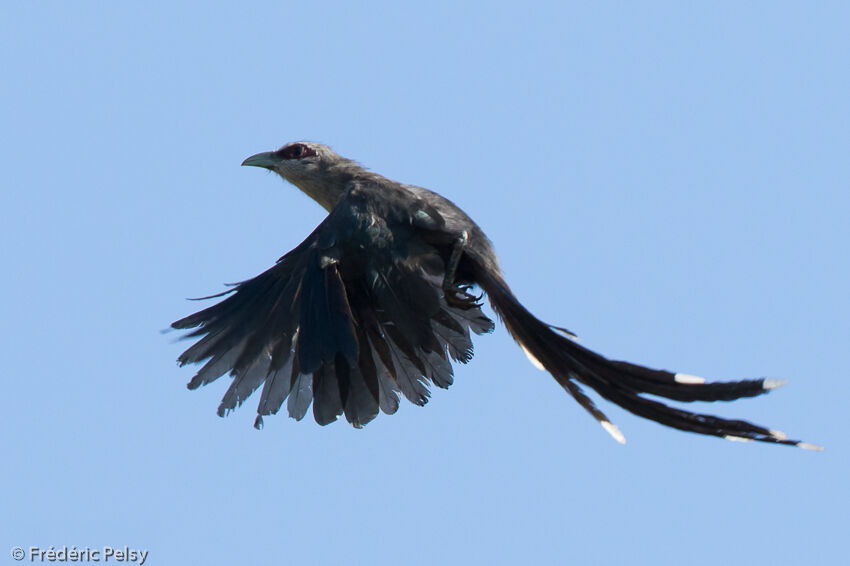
left=520, top=344, right=545, bottom=371
left=724, top=435, right=754, bottom=443
left=797, top=442, right=825, bottom=452
left=601, top=421, right=627, bottom=444
left=763, top=379, right=788, bottom=390
left=769, top=429, right=787, bottom=441
left=674, top=373, right=706, bottom=385
left=553, top=326, right=581, bottom=343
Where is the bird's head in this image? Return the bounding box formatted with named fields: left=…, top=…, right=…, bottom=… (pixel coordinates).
left=242, top=141, right=353, bottom=211
left=241, top=141, right=334, bottom=181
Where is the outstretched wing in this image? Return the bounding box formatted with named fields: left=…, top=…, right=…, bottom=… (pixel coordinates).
left=172, top=182, right=494, bottom=428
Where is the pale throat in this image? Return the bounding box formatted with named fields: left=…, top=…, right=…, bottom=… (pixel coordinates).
left=288, top=175, right=345, bottom=212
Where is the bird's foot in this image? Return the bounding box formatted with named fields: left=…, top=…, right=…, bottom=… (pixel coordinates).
left=445, top=286, right=482, bottom=309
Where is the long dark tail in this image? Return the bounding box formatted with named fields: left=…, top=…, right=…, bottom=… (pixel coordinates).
left=474, top=264, right=820, bottom=449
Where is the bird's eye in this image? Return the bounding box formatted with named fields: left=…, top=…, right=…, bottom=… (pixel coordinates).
left=278, top=143, right=317, bottom=160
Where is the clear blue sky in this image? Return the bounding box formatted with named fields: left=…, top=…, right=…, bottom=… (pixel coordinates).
left=2, top=2, right=847, bottom=565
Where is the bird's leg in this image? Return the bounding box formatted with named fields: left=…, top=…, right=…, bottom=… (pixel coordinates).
left=443, top=231, right=477, bottom=308
left=444, top=231, right=468, bottom=286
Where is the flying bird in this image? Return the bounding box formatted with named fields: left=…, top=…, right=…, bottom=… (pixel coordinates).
left=172, top=141, right=820, bottom=449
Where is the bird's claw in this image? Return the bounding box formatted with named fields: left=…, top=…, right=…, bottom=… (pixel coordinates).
left=445, top=287, right=481, bottom=309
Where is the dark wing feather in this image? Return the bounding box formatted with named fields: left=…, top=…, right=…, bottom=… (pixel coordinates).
left=338, top=355, right=380, bottom=428
left=298, top=260, right=358, bottom=374
left=172, top=181, right=494, bottom=427
left=287, top=370, right=313, bottom=421
left=186, top=339, right=246, bottom=390
left=312, top=363, right=344, bottom=425
left=218, top=353, right=270, bottom=416
left=256, top=349, right=296, bottom=417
